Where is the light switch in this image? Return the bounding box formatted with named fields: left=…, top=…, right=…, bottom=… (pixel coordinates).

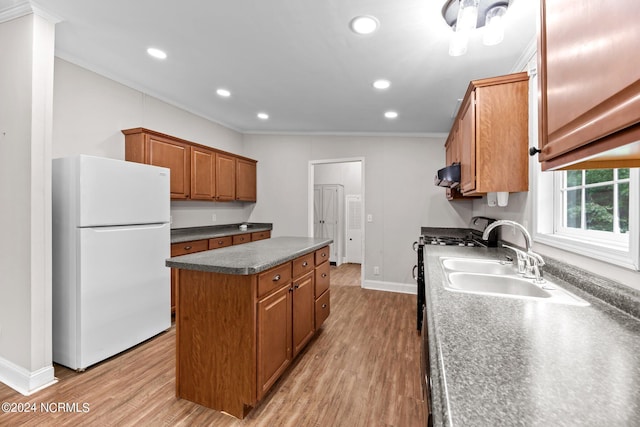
left=367, top=214, right=373, bottom=222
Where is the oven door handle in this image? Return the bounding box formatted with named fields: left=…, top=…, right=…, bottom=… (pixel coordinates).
left=412, top=264, right=418, bottom=281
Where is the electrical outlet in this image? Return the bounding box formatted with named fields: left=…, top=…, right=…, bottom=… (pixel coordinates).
left=373, top=266, right=380, bottom=275
left=367, top=214, right=373, bottom=222
left=211, top=214, right=217, bottom=222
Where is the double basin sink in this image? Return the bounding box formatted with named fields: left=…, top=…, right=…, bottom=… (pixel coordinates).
left=440, top=257, right=589, bottom=306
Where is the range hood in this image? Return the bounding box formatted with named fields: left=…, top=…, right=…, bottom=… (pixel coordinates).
left=434, top=163, right=460, bottom=188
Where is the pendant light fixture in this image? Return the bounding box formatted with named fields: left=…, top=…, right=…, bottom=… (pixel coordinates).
left=483, top=5, right=507, bottom=46
left=442, top=0, right=511, bottom=56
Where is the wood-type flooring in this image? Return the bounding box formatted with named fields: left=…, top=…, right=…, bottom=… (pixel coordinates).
left=0, top=263, right=424, bottom=426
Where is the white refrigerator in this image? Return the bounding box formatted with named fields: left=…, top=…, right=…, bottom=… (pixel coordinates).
left=52, top=155, right=171, bottom=371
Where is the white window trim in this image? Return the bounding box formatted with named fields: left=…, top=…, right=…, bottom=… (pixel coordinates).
left=533, top=166, right=640, bottom=271
left=555, top=169, right=630, bottom=247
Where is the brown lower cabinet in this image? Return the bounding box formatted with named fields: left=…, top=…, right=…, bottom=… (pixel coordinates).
left=175, top=246, right=330, bottom=419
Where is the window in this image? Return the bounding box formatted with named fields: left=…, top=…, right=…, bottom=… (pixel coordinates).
left=534, top=166, right=639, bottom=270
left=557, top=169, right=630, bottom=247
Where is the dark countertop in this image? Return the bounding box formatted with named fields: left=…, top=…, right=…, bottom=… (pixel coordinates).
left=166, top=236, right=332, bottom=275
left=424, top=245, right=640, bottom=426
left=170, top=222, right=272, bottom=244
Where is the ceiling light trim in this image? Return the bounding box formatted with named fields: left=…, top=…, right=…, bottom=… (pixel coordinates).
left=349, top=15, right=380, bottom=35
left=373, top=79, right=391, bottom=90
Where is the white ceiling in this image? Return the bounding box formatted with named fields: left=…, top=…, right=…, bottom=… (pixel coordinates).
left=3, top=0, right=538, bottom=134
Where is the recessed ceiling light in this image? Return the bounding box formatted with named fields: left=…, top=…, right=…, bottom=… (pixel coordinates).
left=257, top=112, right=269, bottom=120
left=216, top=88, right=231, bottom=97
left=373, top=79, right=391, bottom=90
left=384, top=111, right=398, bottom=119
left=146, top=47, right=167, bottom=59
left=349, top=15, right=379, bottom=35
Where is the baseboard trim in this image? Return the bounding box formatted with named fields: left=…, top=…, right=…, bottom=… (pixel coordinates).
left=362, top=280, right=417, bottom=295
left=0, top=356, right=57, bottom=395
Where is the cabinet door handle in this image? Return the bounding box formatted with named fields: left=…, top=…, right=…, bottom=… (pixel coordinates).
left=322, top=304, right=327, bottom=309
left=273, top=274, right=281, bottom=282
left=302, top=261, right=308, bottom=267
left=289, top=287, right=294, bottom=293
left=294, top=284, right=300, bottom=289
left=218, top=240, right=224, bottom=245
left=322, top=252, right=327, bottom=258
left=321, top=273, right=327, bottom=278
left=184, top=246, right=192, bottom=250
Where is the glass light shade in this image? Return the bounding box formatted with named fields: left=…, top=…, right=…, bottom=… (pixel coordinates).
left=456, top=0, right=479, bottom=32
left=449, top=30, right=468, bottom=56
left=483, top=5, right=506, bottom=46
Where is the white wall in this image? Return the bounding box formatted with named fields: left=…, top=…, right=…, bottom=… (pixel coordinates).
left=0, top=12, right=56, bottom=394
left=244, top=133, right=473, bottom=287
left=52, top=58, right=251, bottom=228
left=314, top=162, right=362, bottom=194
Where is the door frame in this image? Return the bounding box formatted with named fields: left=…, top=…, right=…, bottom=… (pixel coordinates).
left=308, top=158, right=365, bottom=284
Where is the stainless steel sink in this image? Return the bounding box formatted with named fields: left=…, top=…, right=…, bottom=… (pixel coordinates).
left=441, top=257, right=516, bottom=275
left=447, top=272, right=551, bottom=298
left=439, top=257, right=589, bottom=306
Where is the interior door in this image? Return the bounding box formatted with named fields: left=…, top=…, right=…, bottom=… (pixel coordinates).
left=313, top=186, right=322, bottom=238
left=346, top=195, right=362, bottom=263
left=322, top=186, right=337, bottom=261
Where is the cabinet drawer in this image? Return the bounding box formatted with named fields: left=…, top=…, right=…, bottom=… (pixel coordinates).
left=293, top=253, right=314, bottom=278
left=171, top=239, right=209, bottom=256
left=315, top=261, right=330, bottom=297
left=251, top=230, right=271, bottom=241
left=315, top=289, right=330, bottom=329
left=314, top=246, right=330, bottom=266
left=209, top=236, right=233, bottom=249
left=258, top=263, right=292, bottom=298
left=232, top=233, right=252, bottom=245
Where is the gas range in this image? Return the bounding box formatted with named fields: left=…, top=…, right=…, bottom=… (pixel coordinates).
left=421, top=234, right=486, bottom=247
left=420, top=217, right=499, bottom=248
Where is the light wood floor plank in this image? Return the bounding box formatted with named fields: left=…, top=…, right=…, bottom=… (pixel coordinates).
left=0, top=264, right=423, bottom=426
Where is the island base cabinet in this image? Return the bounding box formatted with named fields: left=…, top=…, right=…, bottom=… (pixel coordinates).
left=315, top=289, right=330, bottom=329
left=176, top=269, right=257, bottom=419
left=292, top=272, right=315, bottom=358
left=257, top=284, right=292, bottom=400
left=174, top=248, right=330, bottom=419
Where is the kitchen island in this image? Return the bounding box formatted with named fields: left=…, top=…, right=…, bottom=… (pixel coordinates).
left=166, top=237, right=332, bottom=419
left=423, top=245, right=640, bottom=426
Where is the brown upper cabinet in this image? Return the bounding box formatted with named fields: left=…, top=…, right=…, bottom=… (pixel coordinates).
left=236, top=158, right=257, bottom=202
left=123, top=129, right=191, bottom=199
left=450, top=72, right=529, bottom=197
left=536, top=0, right=640, bottom=170
left=190, top=146, right=216, bottom=200
left=444, top=122, right=465, bottom=201
left=122, top=128, right=257, bottom=202
left=216, top=152, right=236, bottom=201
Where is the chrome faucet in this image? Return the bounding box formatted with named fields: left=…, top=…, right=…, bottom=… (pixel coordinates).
left=482, top=220, right=545, bottom=283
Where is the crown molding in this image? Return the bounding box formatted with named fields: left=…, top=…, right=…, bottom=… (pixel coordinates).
left=0, top=0, right=61, bottom=24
